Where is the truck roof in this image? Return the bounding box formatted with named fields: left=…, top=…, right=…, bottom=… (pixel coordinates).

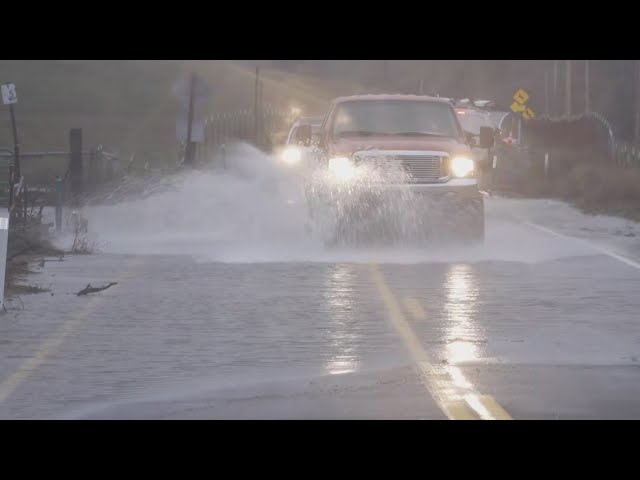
left=332, top=94, right=451, bottom=104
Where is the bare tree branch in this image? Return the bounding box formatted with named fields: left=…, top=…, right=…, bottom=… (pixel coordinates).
left=76, top=282, right=118, bottom=296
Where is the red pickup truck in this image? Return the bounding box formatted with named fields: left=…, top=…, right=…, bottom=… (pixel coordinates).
left=297, top=94, right=492, bottom=245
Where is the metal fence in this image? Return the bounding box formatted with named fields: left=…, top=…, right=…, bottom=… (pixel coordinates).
left=202, top=107, right=289, bottom=160
left=0, top=146, right=123, bottom=210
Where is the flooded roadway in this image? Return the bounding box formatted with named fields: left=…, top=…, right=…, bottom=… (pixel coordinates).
left=2, top=149, right=640, bottom=419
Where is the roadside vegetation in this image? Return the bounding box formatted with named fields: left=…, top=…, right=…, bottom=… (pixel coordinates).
left=555, top=163, right=640, bottom=222
left=490, top=147, right=640, bottom=222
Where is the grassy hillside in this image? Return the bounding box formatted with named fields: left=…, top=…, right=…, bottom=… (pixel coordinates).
left=0, top=60, right=372, bottom=167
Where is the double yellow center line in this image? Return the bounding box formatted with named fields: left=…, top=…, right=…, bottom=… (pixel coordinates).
left=369, top=264, right=511, bottom=420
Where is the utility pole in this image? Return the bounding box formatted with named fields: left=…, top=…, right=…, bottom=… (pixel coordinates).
left=565, top=60, right=572, bottom=118
left=635, top=60, right=640, bottom=145
left=8, top=104, right=20, bottom=180
left=419, top=61, right=427, bottom=95
left=258, top=77, right=264, bottom=146
left=184, top=72, right=196, bottom=165
left=553, top=60, right=558, bottom=116
left=69, top=128, right=83, bottom=199
left=545, top=70, right=550, bottom=117
left=254, top=67, right=260, bottom=144
left=585, top=60, right=590, bottom=114
left=383, top=60, right=389, bottom=90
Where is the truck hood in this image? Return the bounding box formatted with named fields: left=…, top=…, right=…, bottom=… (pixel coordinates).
left=330, top=135, right=470, bottom=156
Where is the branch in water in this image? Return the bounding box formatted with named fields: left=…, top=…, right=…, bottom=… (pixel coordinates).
left=76, top=282, right=118, bottom=296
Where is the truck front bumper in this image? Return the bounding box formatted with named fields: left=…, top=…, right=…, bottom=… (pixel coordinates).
left=366, top=178, right=482, bottom=200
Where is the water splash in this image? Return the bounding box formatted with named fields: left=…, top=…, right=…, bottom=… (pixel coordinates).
left=79, top=143, right=595, bottom=264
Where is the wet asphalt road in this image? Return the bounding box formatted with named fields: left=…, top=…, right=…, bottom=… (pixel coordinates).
left=2, top=197, right=640, bottom=419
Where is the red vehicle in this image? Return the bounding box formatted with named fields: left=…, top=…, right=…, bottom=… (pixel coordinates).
left=297, top=94, right=491, bottom=245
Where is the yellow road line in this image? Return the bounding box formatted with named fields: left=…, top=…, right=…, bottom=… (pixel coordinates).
left=370, top=264, right=511, bottom=420
left=477, top=395, right=512, bottom=420
left=0, top=258, right=145, bottom=405
left=447, top=399, right=480, bottom=420
left=403, top=297, right=426, bottom=321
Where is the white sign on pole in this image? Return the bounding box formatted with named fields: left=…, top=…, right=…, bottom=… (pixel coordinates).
left=1, top=84, right=17, bottom=105
left=172, top=74, right=212, bottom=109
left=176, top=116, right=206, bottom=143
left=0, top=215, right=9, bottom=308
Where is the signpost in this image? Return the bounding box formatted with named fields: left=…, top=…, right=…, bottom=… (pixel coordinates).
left=510, top=88, right=535, bottom=144
left=0, top=83, right=17, bottom=309
left=510, top=88, right=535, bottom=120
left=2, top=83, right=20, bottom=179
left=0, top=214, right=7, bottom=309
left=173, top=73, right=212, bottom=166
left=56, top=176, right=63, bottom=232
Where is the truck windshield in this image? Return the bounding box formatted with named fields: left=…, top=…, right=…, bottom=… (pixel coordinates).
left=332, top=100, right=462, bottom=138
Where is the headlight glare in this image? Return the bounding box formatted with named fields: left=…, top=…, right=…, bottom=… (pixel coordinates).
left=451, top=156, right=475, bottom=178
left=281, top=146, right=302, bottom=165
left=328, top=157, right=356, bottom=180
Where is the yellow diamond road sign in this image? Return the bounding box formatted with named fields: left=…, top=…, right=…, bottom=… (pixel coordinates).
left=523, top=107, right=535, bottom=120
left=510, top=88, right=535, bottom=119
left=511, top=102, right=526, bottom=113
left=513, top=88, right=529, bottom=105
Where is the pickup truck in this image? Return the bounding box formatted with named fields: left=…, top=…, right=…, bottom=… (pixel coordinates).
left=297, top=94, right=493, bottom=245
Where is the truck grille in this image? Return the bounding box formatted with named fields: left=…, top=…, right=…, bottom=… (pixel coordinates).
left=353, top=151, right=448, bottom=183
left=400, top=155, right=444, bottom=182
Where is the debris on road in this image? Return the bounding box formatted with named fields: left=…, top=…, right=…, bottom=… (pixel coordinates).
left=76, top=282, right=118, bottom=296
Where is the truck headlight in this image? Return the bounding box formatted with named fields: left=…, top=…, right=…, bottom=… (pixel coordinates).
left=328, top=157, right=356, bottom=180
left=451, top=156, right=475, bottom=178
left=281, top=146, right=302, bottom=165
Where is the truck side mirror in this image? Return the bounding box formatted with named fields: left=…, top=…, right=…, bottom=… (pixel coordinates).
left=479, top=126, right=495, bottom=149
left=297, top=124, right=312, bottom=145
